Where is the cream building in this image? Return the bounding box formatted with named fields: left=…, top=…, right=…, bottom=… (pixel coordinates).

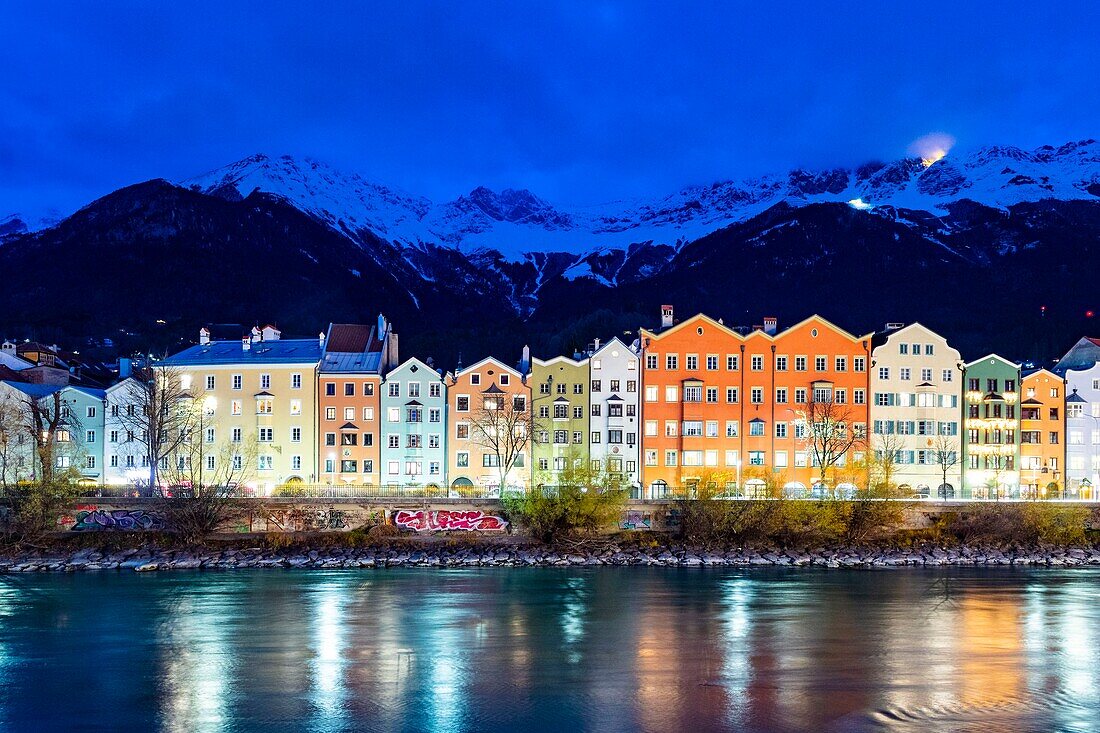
left=869, top=323, right=964, bottom=497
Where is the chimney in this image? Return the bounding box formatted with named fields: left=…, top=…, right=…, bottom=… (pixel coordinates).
left=319, top=331, right=326, bottom=349
left=1, top=340, right=14, bottom=354
left=377, top=313, right=387, bottom=337
left=520, top=345, right=531, bottom=374
left=763, top=317, right=777, bottom=336
left=593, top=337, right=600, bottom=353
left=119, top=358, right=132, bottom=379
left=242, top=337, right=251, bottom=352
left=198, top=328, right=210, bottom=346
left=250, top=326, right=262, bottom=343
left=661, top=305, right=674, bottom=329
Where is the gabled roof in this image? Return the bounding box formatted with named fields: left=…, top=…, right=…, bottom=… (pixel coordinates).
left=640, top=313, right=741, bottom=343
left=455, top=356, right=524, bottom=380
left=64, top=385, right=106, bottom=400
left=965, top=353, right=1021, bottom=369
left=532, top=354, right=587, bottom=369
left=1067, top=390, right=1088, bottom=403
left=589, top=336, right=638, bottom=358
left=385, top=356, right=443, bottom=380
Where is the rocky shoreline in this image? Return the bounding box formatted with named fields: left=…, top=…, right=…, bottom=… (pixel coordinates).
left=3, top=543, right=1100, bottom=572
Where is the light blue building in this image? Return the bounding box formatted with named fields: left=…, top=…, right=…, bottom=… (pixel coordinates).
left=0, top=381, right=105, bottom=484
left=379, top=357, right=447, bottom=489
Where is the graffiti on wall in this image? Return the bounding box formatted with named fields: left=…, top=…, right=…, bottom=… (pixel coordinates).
left=392, top=509, right=508, bottom=532
left=71, top=508, right=165, bottom=531
left=620, top=511, right=653, bottom=530
left=261, top=508, right=360, bottom=532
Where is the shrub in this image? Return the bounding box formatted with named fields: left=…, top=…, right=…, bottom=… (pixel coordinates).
left=945, top=503, right=1090, bottom=545
left=502, top=486, right=626, bottom=543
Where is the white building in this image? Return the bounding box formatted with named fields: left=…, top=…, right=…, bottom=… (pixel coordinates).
left=869, top=323, right=964, bottom=498
left=587, top=338, right=642, bottom=493
left=1063, top=361, right=1100, bottom=498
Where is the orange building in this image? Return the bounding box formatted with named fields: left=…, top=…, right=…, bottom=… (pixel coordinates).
left=446, top=356, right=532, bottom=492
left=639, top=307, right=871, bottom=497
left=1019, top=368, right=1065, bottom=497
left=316, top=319, right=399, bottom=484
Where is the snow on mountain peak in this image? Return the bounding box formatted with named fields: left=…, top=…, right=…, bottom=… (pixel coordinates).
left=173, top=141, right=1100, bottom=260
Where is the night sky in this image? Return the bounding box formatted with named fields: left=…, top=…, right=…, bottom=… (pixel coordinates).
left=2, top=1, right=1098, bottom=217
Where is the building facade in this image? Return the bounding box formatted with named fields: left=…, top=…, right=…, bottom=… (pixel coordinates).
left=1019, top=369, right=1065, bottom=498
left=587, top=338, right=642, bottom=492
left=161, top=326, right=322, bottom=494
left=317, top=319, right=398, bottom=485
left=531, top=354, right=590, bottom=486
left=961, top=355, right=1021, bottom=498
left=446, top=356, right=530, bottom=493
left=639, top=309, right=871, bottom=497
left=0, top=381, right=104, bottom=485
left=1063, top=362, right=1100, bottom=499
left=379, top=357, right=447, bottom=489
left=869, top=323, right=964, bottom=497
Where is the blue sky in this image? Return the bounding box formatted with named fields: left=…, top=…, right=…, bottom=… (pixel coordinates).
left=2, top=1, right=1098, bottom=216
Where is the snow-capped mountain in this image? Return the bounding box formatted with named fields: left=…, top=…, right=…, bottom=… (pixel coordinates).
left=175, top=141, right=1100, bottom=265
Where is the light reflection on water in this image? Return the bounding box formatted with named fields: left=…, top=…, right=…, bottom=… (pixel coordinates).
left=0, top=568, right=1098, bottom=732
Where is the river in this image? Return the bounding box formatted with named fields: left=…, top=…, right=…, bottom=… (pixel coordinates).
left=0, top=568, right=1097, bottom=732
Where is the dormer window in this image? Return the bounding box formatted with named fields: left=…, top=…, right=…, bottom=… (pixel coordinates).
left=471, top=373, right=481, bottom=386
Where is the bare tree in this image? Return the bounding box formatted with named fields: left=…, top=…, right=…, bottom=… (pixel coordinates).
left=112, top=365, right=196, bottom=492
left=869, top=431, right=907, bottom=492
left=796, top=398, right=865, bottom=494
left=931, top=433, right=961, bottom=499
left=468, top=390, right=531, bottom=492
left=0, top=395, right=23, bottom=491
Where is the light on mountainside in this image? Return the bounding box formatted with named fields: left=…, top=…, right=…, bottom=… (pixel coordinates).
left=847, top=198, right=873, bottom=211
left=908, top=132, right=956, bottom=167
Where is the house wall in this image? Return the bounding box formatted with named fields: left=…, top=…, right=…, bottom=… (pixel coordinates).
left=1020, top=370, right=1066, bottom=497
left=317, top=373, right=381, bottom=484
left=531, top=356, right=590, bottom=485
left=379, top=359, right=447, bottom=488
left=869, top=324, right=964, bottom=496
left=446, top=358, right=531, bottom=491
left=961, top=356, right=1021, bottom=498
left=588, top=339, right=642, bottom=490
left=1064, top=362, right=1100, bottom=498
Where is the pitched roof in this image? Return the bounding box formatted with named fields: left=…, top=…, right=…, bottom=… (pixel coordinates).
left=325, top=323, right=380, bottom=354
left=1, top=381, right=63, bottom=399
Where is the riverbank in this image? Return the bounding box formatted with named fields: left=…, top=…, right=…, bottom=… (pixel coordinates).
left=4, top=540, right=1100, bottom=572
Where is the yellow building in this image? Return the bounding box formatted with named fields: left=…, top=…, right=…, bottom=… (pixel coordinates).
left=161, top=326, right=322, bottom=495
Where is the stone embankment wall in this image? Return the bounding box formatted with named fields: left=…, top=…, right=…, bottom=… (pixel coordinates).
left=49, top=498, right=1082, bottom=536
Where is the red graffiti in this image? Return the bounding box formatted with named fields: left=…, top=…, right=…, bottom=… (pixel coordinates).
left=392, top=509, right=508, bottom=532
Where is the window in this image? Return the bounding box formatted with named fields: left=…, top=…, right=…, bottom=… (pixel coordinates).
left=204, top=427, right=214, bottom=443
left=256, top=398, right=273, bottom=415
left=325, top=407, right=336, bottom=420
left=726, top=387, right=738, bottom=403
left=775, top=422, right=787, bottom=438
left=795, top=356, right=807, bottom=372
left=665, top=421, right=678, bottom=437
left=775, top=355, right=788, bottom=371
left=646, top=354, right=659, bottom=370
left=388, top=435, right=400, bottom=448
left=290, top=427, right=301, bottom=443
left=290, top=399, right=301, bottom=416
left=705, top=386, right=718, bottom=403
left=86, top=405, right=98, bottom=419
left=835, top=357, right=847, bottom=372
left=683, top=421, right=703, bottom=437
left=645, top=420, right=658, bottom=436
left=795, top=388, right=807, bottom=404
left=109, top=430, right=118, bottom=443
left=750, top=387, right=763, bottom=404
left=727, top=355, right=739, bottom=371
left=388, top=383, right=400, bottom=398
left=609, top=430, right=623, bottom=444
left=233, top=374, right=243, bottom=390
left=345, top=407, right=355, bottom=421
left=666, top=354, right=678, bottom=370
left=854, top=389, right=866, bottom=405
left=664, top=450, right=678, bottom=466
left=815, top=356, right=827, bottom=371
left=749, top=420, right=765, bottom=436
left=85, top=429, right=96, bottom=444
left=408, top=407, right=422, bottom=423
left=429, top=408, right=441, bottom=423
left=456, top=423, right=470, bottom=440
left=686, top=355, right=698, bottom=370
left=456, top=396, right=470, bottom=412
left=470, top=373, right=481, bottom=386
left=683, top=385, right=702, bottom=402
left=232, top=427, right=242, bottom=443
left=878, top=367, right=890, bottom=380
left=749, top=451, right=765, bottom=466
left=457, top=452, right=469, bottom=467
left=627, top=380, right=637, bottom=392
left=260, top=374, right=270, bottom=390
left=291, top=455, right=301, bottom=471
left=591, top=379, right=602, bottom=393
left=776, top=387, right=788, bottom=404
left=259, top=427, right=273, bottom=442
left=726, top=421, right=738, bottom=437
left=290, top=373, right=301, bottom=389
left=900, top=368, right=911, bottom=381
left=645, top=386, right=658, bottom=402
left=854, top=357, right=866, bottom=372
left=500, top=374, right=510, bottom=386
left=608, top=403, right=622, bottom=417
left=430, top=383, right=441, bottom=398
left=258, top=455, right=273, bottom=471
left=407, top=434, right=422, bottom=448
left=706, top=355, right=718, bottom=370
left=665, top=386, right=678, bottom=402
left=751, top=355, right=763, bottom=371
left=408, top=383, right=421, bottom=398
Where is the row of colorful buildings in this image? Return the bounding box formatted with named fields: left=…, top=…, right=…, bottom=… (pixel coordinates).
left=3, top=308, right=1100, bottom=499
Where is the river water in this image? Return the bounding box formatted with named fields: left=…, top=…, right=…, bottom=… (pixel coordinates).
left=0, top=568, right=1098, bottom=732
